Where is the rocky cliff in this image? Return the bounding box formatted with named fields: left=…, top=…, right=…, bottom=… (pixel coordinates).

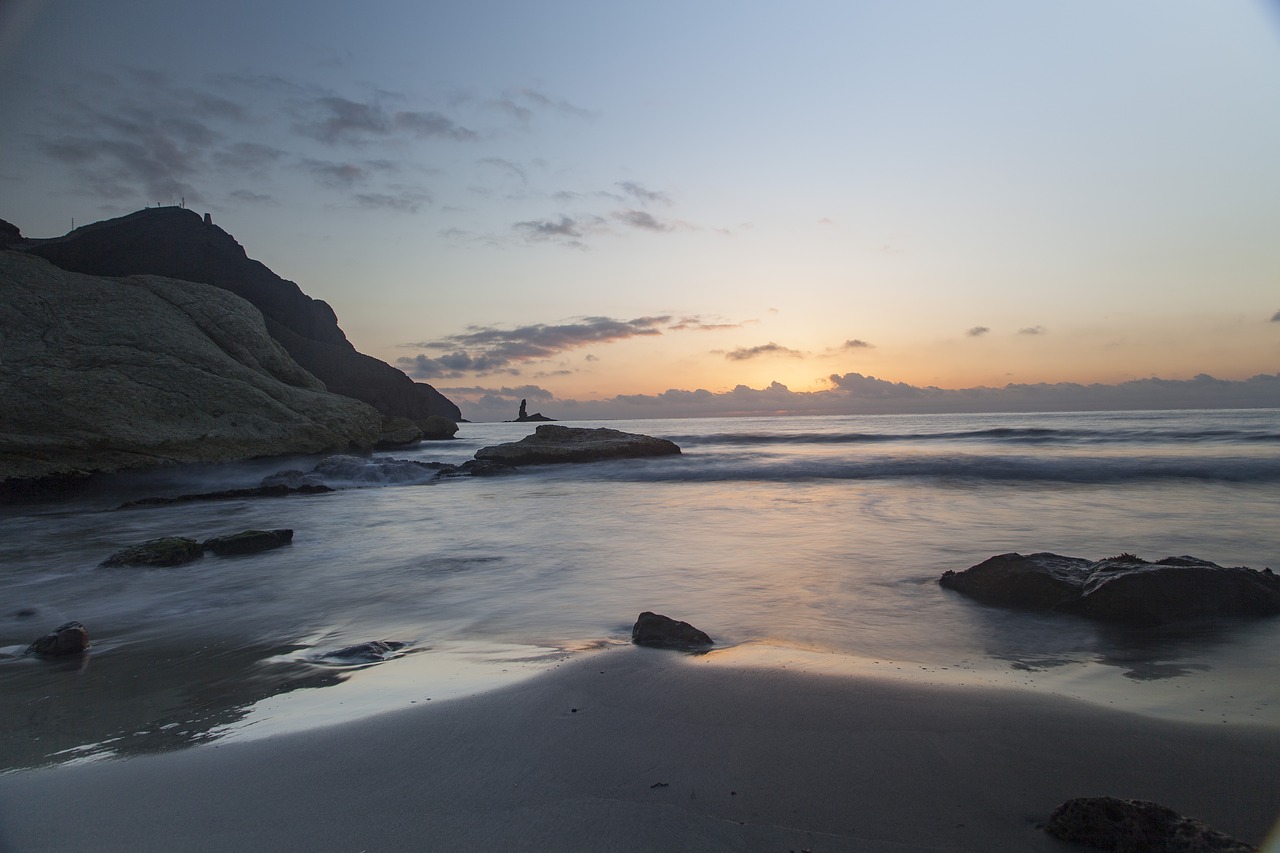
left=24, top=208, right=460, bottom=422
left=0, top=251, right=384, bottom=482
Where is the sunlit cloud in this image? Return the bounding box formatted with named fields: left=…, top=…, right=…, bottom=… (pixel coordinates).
left=843, top=339, right=873, bottom=349
left=724, top=342, right=805, bottom=361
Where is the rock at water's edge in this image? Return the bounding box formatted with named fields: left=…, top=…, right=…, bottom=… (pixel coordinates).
left=100, top=537, right=204, bottom=568
left=1045, top=797, right=1256, bottom=852
left=27, top=621, right=90, bottom=657
left=940, top=552, right=1280, bottom=626
left=631, top=612, right=713, bottom=650
left=321, top=641, right=407, bottom=663
left=475, top=425, right=680, bottom=466
left=202, top=529, right=294, bottom=556
left=1, top=251, right=384, bottom=483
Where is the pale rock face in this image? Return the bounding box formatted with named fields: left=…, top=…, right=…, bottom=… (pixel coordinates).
left=0, top=251, right=383, bottom=481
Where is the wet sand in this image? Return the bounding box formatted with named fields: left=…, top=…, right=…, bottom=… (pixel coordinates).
left=1, top=645, right=1277, bottom=852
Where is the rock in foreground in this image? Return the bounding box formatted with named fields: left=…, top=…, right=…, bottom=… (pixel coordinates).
left=631, top=612, right=713, bottom=650
left=202, top=529, right=294, bottom=556
left=27, top=621, right=90, bottom=657
left=475, top=425, right=680, bottom=466
left=940, top=552, right=1280, bottom=626
left=1045, top=796, right=1256, bottom=852
left=100, top=537, right=204, bottom=568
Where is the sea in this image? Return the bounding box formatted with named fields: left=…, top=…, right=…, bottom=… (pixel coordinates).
left=2, top=408, right=1279, bottom=771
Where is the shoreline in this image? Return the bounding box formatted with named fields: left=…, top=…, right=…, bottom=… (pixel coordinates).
left=2, top=645, right=1277, bottom=852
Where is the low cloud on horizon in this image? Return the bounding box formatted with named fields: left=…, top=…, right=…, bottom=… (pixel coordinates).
left=442, top=372, right=1280, bottom=423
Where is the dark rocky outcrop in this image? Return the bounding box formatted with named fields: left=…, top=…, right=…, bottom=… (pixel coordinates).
left=26, top=621, right=90, bottom=657
left=475, top=425, right=680, bottom=466
left=0, top=218, right=23, bottom=249
left=1, top=251, right=384, bottom=483
left=940, top=552, right=1280, bottom=626
left=23, top=207, right=460, bottom=422
left=509, top=398, right=555, bottom=422
left=631, top=612, right=713, bottom=650
left=1045, top=797, right=1256, bottom=852
left=202, top=529, right=294, bottom=556
left=100, top=537, right=204, bottom=568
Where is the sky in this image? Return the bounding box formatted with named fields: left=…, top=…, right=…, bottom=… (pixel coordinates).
left=2, top=0, right=1278, bottom=421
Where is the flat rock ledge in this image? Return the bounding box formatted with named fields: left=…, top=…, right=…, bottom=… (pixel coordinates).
left=1045, top=796, right=1256, bottom=852
left=474, top=425, right=680, bottom=466
left=939, top=552, right=1280, bottom=626
left=631, top=611, right=713, bottom=650
left=202, top=529, right=293, bottom=556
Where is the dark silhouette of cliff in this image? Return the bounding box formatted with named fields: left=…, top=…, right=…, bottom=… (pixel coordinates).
left=26, top=207, right=461, bottom=422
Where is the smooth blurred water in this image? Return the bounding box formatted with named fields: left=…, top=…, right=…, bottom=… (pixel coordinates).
left=2, top=409, right=1279, bottom=768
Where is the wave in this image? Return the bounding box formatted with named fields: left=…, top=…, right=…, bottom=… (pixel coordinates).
left=608, top=454, right=1280, bottom=485
left=666, top=427, right=1280, bottom=448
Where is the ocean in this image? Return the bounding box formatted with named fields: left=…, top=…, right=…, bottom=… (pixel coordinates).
left=2, top=408, right=1279, bottom=770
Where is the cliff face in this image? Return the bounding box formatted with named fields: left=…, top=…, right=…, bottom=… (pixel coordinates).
left=0, top=252, right=384, bottom=482
left=26, top=208, right=461, bottom=422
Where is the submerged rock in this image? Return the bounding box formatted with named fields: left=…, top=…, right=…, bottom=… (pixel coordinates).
left=940, top=552, right=1280, bottom=626
left=118, top=483, right=333, bottom=509
left=434, top=459, right=519, bottom=478
left=631, top=612, right=713, bottom=650
left=101, top=537, right=204, bottom=568
left=321, top=640, right=407, bottom=663
left=313, top=454, right=446, bottom=484
left=27, top=621, right=90, bottom=657
left=202, top=528, right=294, bottom=556
left=475, top=425, right=680, bottom=466
left=1045, top=796, right=1256, bottom=852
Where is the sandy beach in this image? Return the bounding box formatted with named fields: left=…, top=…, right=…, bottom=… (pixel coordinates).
left=2, top=645, right=1276, bottom=852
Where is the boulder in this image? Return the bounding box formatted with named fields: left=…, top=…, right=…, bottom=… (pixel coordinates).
left=27, top=621, right=90, bottom=657
left=24, top=207, right=461, bottom=422
left=0, top=251, right=384, bottom=483
left=377, top=417, right=424, bottom=448
left=417, top=415, right=459, bottom=440
left=1045, top=797, right=1256, bottom=852
left=202, top=528, right=294, bottom=556
left=475, top=425, right=680, bottom=466
left=631, top=612, right=713, bottom=650
left=940, top=553, right=1280, bottom=626
left=321, top=640, right=407, bottom=663
left=100, top=537, right=204, bottom=567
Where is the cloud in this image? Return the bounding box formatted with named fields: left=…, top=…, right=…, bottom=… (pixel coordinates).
left=473, top=372, right=1280, bottom=422
left=394, top=110, right=477, bottom=141
left=1019, top=325, right=1047, bottom=335
left=617, top=181, right=670, bottom=205
left=843, top=339, right=872, bottom=349
left=514, top=215, right=582, bottom=239
left=668, top=317, right=744, bottom=331
left=228, top=189, right=277, bottom=204
left=301, top=159, right=368, bottom=189
left=397, top=352, right=520, bottom=379
left=614, top=209, right=672, bottom=232
left=1271, top=310, right=1280, bottom=322
left=400, top=316, right=672, bottom=377
left=725, top=342, right=805, bottom=361
left=353, top=186, right=432, bottom=212
left=967, top=326, right=991, bottom=337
